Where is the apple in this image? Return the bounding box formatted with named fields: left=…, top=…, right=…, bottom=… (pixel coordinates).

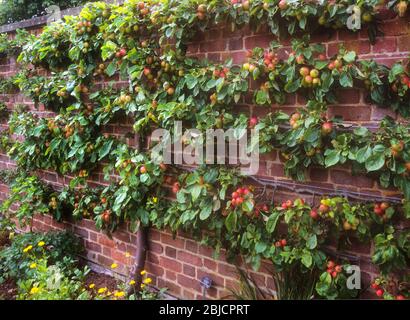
left=375, top=289, right=384, bottom=297
left=343, top=221, right=352, bottom=231
left=321, top=121, right=333, bottom=135
left=380, top=202, right=389, bottom=211
left=119, top=48, right=127, bottom=57
left=396, top=295, right=405, bottom=300
left=310, top=69, right=319, bottom=78
left=280, top=239, right=287, bottom=246
left=327, top=261, right=335, bottom=269
left=304, top=75, right=313, bottom=84
left=319, top=204, right=329, bottom=213
left=299, top=67, right=310, bottom=77
left=335, top=265, right=342, bottom=273
left=249, top=116, right=258, bottom=128
left=172, top=182, right=180, bottom=194
left=296, top=55, right=305, bottom=64
left=371, top=283, right=379, bottom=290
left=310, top=209, right=319, bottom=220
left=278, top=0, right=288, bottom=10
left=232, top=191, right=239, bottom=199
left=140, top=165, right=147, bottom=174
left=242, top=0, right=250, bottom=10
left=197, top=4, right=207, bottom=13
left=243, top=62, right=250, bottom=71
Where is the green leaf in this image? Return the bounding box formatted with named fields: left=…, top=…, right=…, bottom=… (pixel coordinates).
left=306, top=234, right=317, bottom=249
left=301, top=251, right=313, bottom=268
left=190, top=184, right=203, bottom=202
left=242, top=199, right=254, bottom=213
left=324, top=150, right=340, bottom=167
left=266, top=211, right=281, bottom=233
left=225, top=211, right=237, bottom=232
left=365, top=154, right=385, bottom=172
left=199, top=204, right=212, bottom=220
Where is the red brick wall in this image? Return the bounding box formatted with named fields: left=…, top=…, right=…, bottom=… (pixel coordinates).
left=0, top=11, right=409, bottom=300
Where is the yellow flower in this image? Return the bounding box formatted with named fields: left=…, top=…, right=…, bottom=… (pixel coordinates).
left=30, top=287, right=40, bottom=294
left=129, top=280, right=136, bottom=286
left=152, top=197, right=158, bottom=203
left=38, top=241, right=45, bottom=247
left=106, top=291, right=112, bottom=296
left=143, top=277, right=152, bottom=284
left=89, top=284, right=95, bottom=289
left=114, top=291, right=125, bottom=298
left=29, top=263, right=37, bottom=269
left=97, top=287, right=107, bottom=294
left=140, top=270, right=146, bottom=276
left=23, top=245, right=33, bottom=253
left=125, top=252, right=131, bottom=258
left=111, top=263, right=118, bottom=269
left=140, top=284, right=146, bottom=289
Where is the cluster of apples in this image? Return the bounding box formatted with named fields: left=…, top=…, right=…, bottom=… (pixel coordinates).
left=299, top=66, right=321, bottom=88
left=371, top=281, right=406, bottom=300
left=231, top=186, right=252, bottom=207
left=212, top=67, right=229, bottom=79
left=326, top=260, right=343, bottom=278
left=373, top=202, right=389, bottom=217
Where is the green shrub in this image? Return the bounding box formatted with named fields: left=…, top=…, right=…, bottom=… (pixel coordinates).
left=0, top=1, right=92, bottom=26
left=0, top=231, right=83, bottom=282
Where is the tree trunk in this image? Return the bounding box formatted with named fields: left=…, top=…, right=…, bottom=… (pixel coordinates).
left=128, top=227, right=148, bottom=295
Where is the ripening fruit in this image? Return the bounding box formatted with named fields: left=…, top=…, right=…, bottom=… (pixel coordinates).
left=362, top=12, right=373, bottom=23
left=376, top=289, right=384, bottom=297
left=321, top=122, right=333, bottom=135
left=249, top=116, right=258, bottom=128
left=310, top=209, right=319, bottom=220
left=197, top=4, right=207, bottom=13
left=319, top=204, right=329, bottom=213
left=299, top=67, right=310, bottom=77
left=278, top=0, right=288, bottom=10
left=140, top=166, right=147, bottom=174
left=310, top=69, right=319, bottom=78
left=343, top=221, right=352, bottom=231
left=397, top=1, right=408, bottom=17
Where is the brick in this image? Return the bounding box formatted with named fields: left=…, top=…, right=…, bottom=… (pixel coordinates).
left=145, top=261, right=165, bottom=277
left=185, top=240, right=198, bottom=253
left=149, top=241, right=163, bottom=254
left=397, top=35, right=410, bottom=52
left=183, top=264, right=196, bottom=277
left=159, top=256, right=182, bottom=273
left=228, top=37, right=243, bottom=51
left=218, top=263, right=238, bottom=279
left=177, top=251, right=203, bottom=267
left=372, top=37, right=397, bottom=53
left=327, top=106, right=371, bottom=121
left=98, top=235, right=115, bottom=248
left=330, top=170, right=374, bottom=188
left=177, top=274, right=202, bottom=292
left=165, top=246, right=177, bottom=258
left=309, top=168, right=329, bottom=182
left=85, top=241, right=102, bottom=253
left=244, top=34, right=276, bottom=49
left=161, top=233, right=185, bottom=248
